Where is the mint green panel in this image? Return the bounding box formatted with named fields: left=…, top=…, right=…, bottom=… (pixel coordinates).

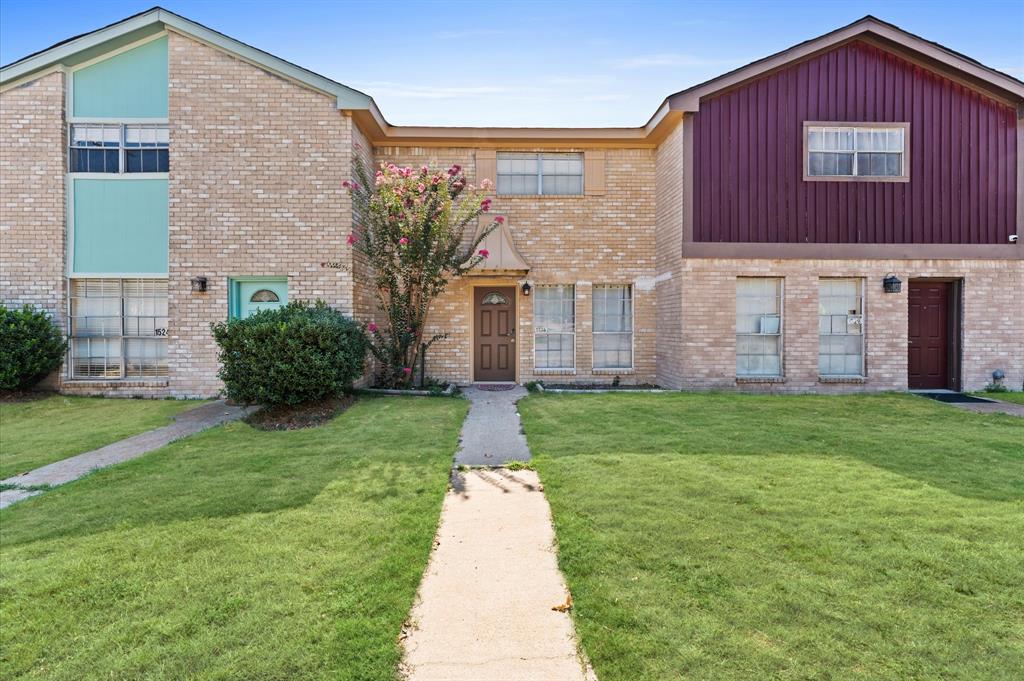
left=72, top=179, right=168, bottom=274
left=72, top=36, right=168, bottom=118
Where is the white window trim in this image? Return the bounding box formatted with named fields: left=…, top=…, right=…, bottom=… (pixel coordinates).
left=803, top=121, right=910, bottom=183
left=533, top=284, right=576, bottom=371
left=496, top=152, right=585, bottom=197
left=818, top=277, right=867, bottom=379
left=592, top=284, right=634, bottom=371
left=736, top=277, right=785, bottom=379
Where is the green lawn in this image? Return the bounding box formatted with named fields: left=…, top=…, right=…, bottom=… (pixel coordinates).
left=520, top=392, right=1024, bottom=681
left=0, top=395, right=203, bottom=479
left=1, top=396, right=467, bottom=681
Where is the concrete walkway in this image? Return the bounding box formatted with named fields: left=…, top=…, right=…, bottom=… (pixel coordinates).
left=402, top=384, right=594, bottom=681
left=402, top=469, right=594, bottom=681
left=0, top=400, right=255, bottom=509
left=454, top=385, right=531, bottom=466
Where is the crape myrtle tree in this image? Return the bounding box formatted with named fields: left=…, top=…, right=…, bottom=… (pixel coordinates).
left=345, top=154, right=502, bottom=388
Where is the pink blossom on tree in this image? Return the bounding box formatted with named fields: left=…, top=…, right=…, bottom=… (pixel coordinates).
left=344, top=159, right=500, bottom=387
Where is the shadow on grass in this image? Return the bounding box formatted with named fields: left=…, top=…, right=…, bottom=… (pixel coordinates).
left=519, top=392, right=1024, bottom=502
left=0, top=397, right=466, bottom=547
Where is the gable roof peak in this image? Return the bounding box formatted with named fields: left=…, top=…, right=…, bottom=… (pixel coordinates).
left=665, top=13, right=1024, bottom=111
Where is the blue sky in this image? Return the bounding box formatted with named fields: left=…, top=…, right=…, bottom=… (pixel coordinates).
left=2, top=0, right=1022, bottom=126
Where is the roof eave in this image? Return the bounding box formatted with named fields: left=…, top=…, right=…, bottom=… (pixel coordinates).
left=666, top=16, right=1024, bottom=112
left=0, top=7, right=374, bottom=110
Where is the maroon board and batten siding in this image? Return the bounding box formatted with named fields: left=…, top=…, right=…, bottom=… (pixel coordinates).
left=692, top=40, right=1019, bottom=245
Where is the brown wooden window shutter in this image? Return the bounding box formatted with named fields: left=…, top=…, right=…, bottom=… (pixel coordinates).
left=476, top=149, right=497, bottom=187
left=584, top=150, right=606, bottom=195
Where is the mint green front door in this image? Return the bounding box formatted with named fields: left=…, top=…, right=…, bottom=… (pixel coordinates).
left=230, top=279, right=288, bottom=318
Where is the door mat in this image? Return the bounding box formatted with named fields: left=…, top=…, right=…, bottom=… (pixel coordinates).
left=475, top=384, right=516, bottom=391
left=919, top=392, right=994, bottom=404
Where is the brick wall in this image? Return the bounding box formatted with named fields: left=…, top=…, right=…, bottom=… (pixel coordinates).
left=372, top=145, right=658, bottom=385
left=655, top=121, right=684, bottom=389
left=166, top=31, right=356, bottom=396
left=0, top=71, right=67, bottom=327
left=673, top=258, right=1024, bottom=392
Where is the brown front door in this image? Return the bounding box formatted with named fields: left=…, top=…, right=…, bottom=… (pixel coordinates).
left=474, top=287, right=516, bottom=382
left=908, top=281, right=951, bottom=389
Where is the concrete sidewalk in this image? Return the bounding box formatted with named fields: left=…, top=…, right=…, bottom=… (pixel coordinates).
left=401, top=468, right=594, bottom=681
left=454, top=385, right=531, bottom=466
left=0, top=400, right=254, bottom=509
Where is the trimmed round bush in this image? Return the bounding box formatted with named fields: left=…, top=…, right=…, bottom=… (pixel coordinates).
left=0, top=304, right=67, bottom=391
left=211, top=301, right=368, bottom=406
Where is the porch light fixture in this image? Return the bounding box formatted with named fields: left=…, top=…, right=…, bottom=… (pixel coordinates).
left=521, top=282, right=532, bottom=296
left=191, top=276, right=208, bottom=293
left=882, top=274, right=902, bottom=294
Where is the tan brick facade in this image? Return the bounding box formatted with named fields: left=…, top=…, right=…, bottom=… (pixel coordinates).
left=372, top=146, right=658, bottom=385
left=675, top=258, right=1024, bottom=393
left=1, top=29, right=1020, bottom=398
left=165, top=32, right=355, bottom=396
left=0, top=71, right=66, bottom=325
left=654, top=122, right=685, bottom=389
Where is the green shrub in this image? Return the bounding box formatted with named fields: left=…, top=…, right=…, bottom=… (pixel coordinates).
left=211, top=301, right=368, bottom=407
left=0, top=304, right=67, bottom=391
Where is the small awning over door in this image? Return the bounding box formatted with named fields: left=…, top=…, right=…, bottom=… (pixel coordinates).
left=464, top=218, right=530, bottom=276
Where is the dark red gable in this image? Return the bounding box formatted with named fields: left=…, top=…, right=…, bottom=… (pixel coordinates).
left=692, top=40, right=1018, bottom=245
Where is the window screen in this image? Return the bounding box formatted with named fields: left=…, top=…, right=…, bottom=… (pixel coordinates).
left=70, top=123, right=169, bottom=173
left=497, top=152, right=583, bottom=195
left=534, top=285, right=575, bottom=369
left=70, top=278, right=168, bottom=379
left=819, top=278, right=865, bottom=376
left=807, top=125, right=905, bottom=178
left=736, top=278, right=783, bottom=377
left=593, top=285, right=632, bottom=369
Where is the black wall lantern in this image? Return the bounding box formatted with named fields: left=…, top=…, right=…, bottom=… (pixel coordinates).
left=191, top=276, right=208, bottom=293
left=521, top=282, right=532, bottom=296
left=882, top=274, right=902, bottom=294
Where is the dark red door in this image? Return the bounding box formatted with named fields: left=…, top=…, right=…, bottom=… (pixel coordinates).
left=474, top=287, right=515, bottom=382
left=908, top=281, right=951, bottom=389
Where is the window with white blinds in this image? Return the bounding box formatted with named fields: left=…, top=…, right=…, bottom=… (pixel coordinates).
left=736, top=278, right=784, bottom=377
left=593, top=285, right=633, bottom=369
left=819, top=278, right=865, bottom=377
left=70, top=123, right=169, bottom=173
left=69, top=278, right=168, bottom=379
left=497, top=152, right=583, bottom=195
left=806, top=125, right=906, bottom=179
left=534, top=285, right=575, bottom=369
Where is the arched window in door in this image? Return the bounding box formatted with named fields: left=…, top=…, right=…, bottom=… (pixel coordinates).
left=481, top=292, right=509, bottom=305
left=250, top=289, right=280, bottom=303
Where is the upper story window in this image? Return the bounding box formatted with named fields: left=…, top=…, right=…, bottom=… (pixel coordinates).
left=497, top=152, right=583, bottom=196
left=70, top=123, right=169, bottom=174
left=805, top=124, right=907, bottom=181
